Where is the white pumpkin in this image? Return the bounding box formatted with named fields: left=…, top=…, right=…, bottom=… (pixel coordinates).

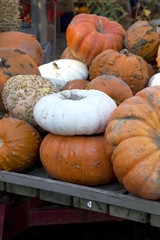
left=33, top=89, right=117, bottom=135
left=148, top=72, right=160, bottom=87
left=38, top=59, right=89, bottom=90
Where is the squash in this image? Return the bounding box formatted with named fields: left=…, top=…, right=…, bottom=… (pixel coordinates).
left=0, top=117, right=41, bottom=172
left=105, top=86, right=160, bottom=200
left=156, top=44, right=160, bottom=71
left=0, top=31, right=44, bottom=66
left=66, top=13, right=126, bottom=66
left=33, top=89, right=117, bottom=135
left=62, top=79, right=90, bottom=90
left=124, top=20, right=160, bottom=64
left=0, top=47, right=41, bottom=112
left=85, top=75, right=133, bottom=106
left=61, top=47, right=78, bottom=60
left=2, top=75, right=59, bottom=128
left=89, top=49, right=154, bottom=95
left=38, top=59, right=89, bottom=90
left=40, top=133, right=116, bottom=186
left=148, top=72, right=160, bottom=87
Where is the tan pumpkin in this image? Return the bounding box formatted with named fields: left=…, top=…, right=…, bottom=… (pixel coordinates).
left=124, top=20, right=160, bottom=64
left=0, top=117, right=41, bottom=172
left=40, top=133, right=116, bottom=186
left=85, top=75, right=133, bottom=105
left=89, top=49, right=154, bottom=95
left=105, top=86, right=160, bottom=200
left=0, top=31, right=44, bottom=66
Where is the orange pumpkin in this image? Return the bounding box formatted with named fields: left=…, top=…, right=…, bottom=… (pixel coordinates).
left=0, top=31, right=44, bottom=66
left=66, top=13, right=126, bottom=66
left=61, top=47, right=78, bottom=60
left=0, top=117, right=41, bottom=172
left=85, top=75, right=133, bottom=105
left=156, top=44, right=160, bottom=71
left=105, top=86, right=160, bottom=200
left=62, top=79, right=90, bottom=90
left=40, top=133, right=116, bottom=186
left=124, top=20, right=160, bottom=64
left=89, top=49, right=154, bottom=95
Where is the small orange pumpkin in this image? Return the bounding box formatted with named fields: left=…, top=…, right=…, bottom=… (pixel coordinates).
left=40, top=133, right=116, bottom=186
left=0, top=117, right=41, bottom=172
left=61, top=47, right=78, bottom=60
left=105, top=86, right=160, bottom=200
left=85, top=75, right=133, bottom=105
left=62, top=79, right=90, bottom=90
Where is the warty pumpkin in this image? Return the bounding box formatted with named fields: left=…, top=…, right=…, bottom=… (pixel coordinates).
left=105, top=86, right=160, bottom=200
left=85, top=75, right=133, bottom=106
left=0, top=31, right=44, bottom=66
left=124, top=20, right=160, bottom=64
left=66, top=13, right=126, bottom=66
left=40, top=133, right=116, bottom=186
left=89, top=48, right=154, bottom=95
left=0, top=117, right=41, bottom=172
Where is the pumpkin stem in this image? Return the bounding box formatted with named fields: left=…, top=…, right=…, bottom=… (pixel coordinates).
left=53, top=62, right=59, bottom=70
left=0, top=58, right=10, bottom=68
left=120, top=49, right=129, bottom=56
left=97, top=19, right=103, bottom=33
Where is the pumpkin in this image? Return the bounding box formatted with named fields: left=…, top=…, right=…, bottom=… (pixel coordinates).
left=0, top=117, right=41, bottom=172
left=40, top=133, right=116, bottom=186
left=124, top=20, right=160, bottom=64
left=33, top=89, right=117, bottom=135
left=61, top=47, right=78, bottom=60
left=148, top=72, right=160, bottom=87
left=0, top=31, right=44, bottom=66
left=89, top=49, right=154, bottom=95
left=78, top=6, right=89, bottom=14
left=66, top=13, right=126, bottom=66
left=105, top=86, right=160, bottom=200
left=38, top=59, right=89, bottom=90
left=62, top=79, right=90, bottom=90
left=0, top=47, right=40, bottom=111
left=156, top=44, right=160, bottom=71
left=85, top=75, right=133, bottom=106
left=2, top=75, right=59, bottom=128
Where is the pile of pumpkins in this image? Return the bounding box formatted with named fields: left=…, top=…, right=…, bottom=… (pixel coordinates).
left=0, top=13, right=160, bottom=201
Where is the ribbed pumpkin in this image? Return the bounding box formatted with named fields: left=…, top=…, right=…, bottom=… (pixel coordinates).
left=0, top=32, right=44, bottom=66
left=85, top=75, right=133, bottom=106
left=105, top=86, right=160, bottom=200
left=124, top=20, right=160, bottom=64
left=89, top=49, right=154, bottom=95
left=61, top=47, right=78, bottom=60
left=0, top=47, right=40, bottom=111
left=62, top=79, right=90, bottom=90
left=40, top=133, right=116, bottom=186
left=0, top=117, right=41, bottom=172
left=66, top=13, right=126, bottom=66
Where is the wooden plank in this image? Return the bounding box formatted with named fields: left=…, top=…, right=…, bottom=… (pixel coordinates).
left=109, top=205, right=149, bottom=223
left=6, top=183, right=38, bottom=197
left=150, top=214, right=160, bottom=227
left=39, top=190, right=72, bottom=206
left=73, top=197, right=108, bottom=213
left=0, top=169, right=160, bottom=216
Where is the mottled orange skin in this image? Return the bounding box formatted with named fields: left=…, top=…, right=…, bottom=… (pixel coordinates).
left=40, top=133, right=116, bottom=186
left=0, top=117, right=41, bottom=172
left=124, top=20, right=160, bottom=64
left=66, top=13, right=126, bottom=66
left=105, top=86, right=160, bottom=200
left=85, top=75, right=133, bottom=106
left=62, top=79, right=90, bottom=90
left=89, top=49, right=154, bottom=95
left=0, top=31, right=44, bottom=66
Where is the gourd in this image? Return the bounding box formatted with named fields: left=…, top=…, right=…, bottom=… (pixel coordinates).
left=85, top=75, right=133, bottom=106
left=2, top=75, right=59, bottom=128
left=89, top=49, right=154, bottom=95
left=148, top=72, right=160, bottom=87
left=124, top=20, right=160, bottom=64
left=61, top=47, right=77, bottom=60
left=33, top=89, right=117, bottom=135
left=156, top=44, right=160, bottom=71
left=105, top=86, right=160, bottom=200
left=40, top=133, right=116, bottom=186
left=0, top=31, right=44, bottom=66
left=0, top=117, right=41, bottom=172
left=38, top=59, right=89, bottom=90
left=62, top=79, right=89, bottom=90
left=66, top=13, right=126, bottom=66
